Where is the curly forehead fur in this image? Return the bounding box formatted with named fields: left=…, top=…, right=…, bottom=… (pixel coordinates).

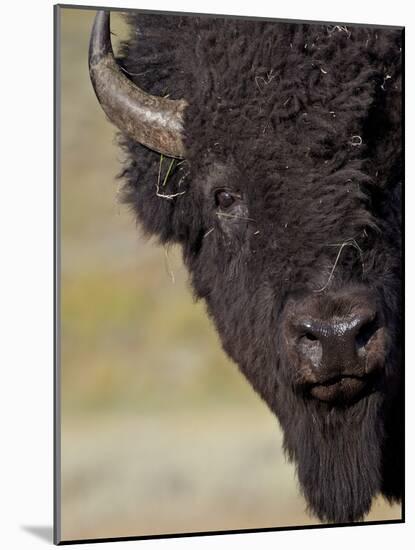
left=114, top=13, right=403, bottom=524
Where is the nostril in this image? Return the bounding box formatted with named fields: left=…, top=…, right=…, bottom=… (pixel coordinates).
left=302, top=331, right=318, bottom=342
left=355, top=316, right=378, bottom=349
left=294, top=323, right=323, bottom=368
left=294, top=320, right=321, bottom=342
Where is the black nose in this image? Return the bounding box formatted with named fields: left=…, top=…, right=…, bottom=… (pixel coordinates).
left=293, top=310, right=378, bottom=375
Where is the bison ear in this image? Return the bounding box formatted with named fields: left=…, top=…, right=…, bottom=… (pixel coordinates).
left=118, top=139, right=194, bottom=244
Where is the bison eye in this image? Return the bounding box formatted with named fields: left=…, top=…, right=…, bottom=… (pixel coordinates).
left=215, top=189, right=236, bottom=209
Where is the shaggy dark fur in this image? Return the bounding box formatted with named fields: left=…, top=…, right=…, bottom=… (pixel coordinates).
left=113, top=14, right=403, bottom=523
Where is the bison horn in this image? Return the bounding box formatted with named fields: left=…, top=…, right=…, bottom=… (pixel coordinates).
left=89, top=10, right=187, bottom=158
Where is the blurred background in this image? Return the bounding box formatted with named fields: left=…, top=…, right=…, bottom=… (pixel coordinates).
left=58, top=6, right=401, bottom=541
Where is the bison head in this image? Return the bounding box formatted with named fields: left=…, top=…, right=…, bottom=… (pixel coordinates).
left=89, top=11, right=403, bottom=523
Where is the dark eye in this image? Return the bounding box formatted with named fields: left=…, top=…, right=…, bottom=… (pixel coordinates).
left=215, top=190, right=236, bottom=209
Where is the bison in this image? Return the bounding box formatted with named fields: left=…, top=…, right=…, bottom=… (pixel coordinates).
left=89, top=10, right=403, bottom=524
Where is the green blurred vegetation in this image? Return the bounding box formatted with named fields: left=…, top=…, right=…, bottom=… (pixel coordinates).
left=59, top=7, right=401, bottom=541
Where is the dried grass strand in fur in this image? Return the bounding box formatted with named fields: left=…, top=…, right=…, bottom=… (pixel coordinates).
left=164, top=246, right=175, bottom=284
left=120, top=66, right=145, bottom=76
left=350, top=135, right=363, bottom=147
left=315, top=238, right=365, bottom=293
left=216, top=212, right=255, bottom=222
left=156, top=155, right=186, bottom=200
left=327, top=25, right=351, bottom=38
left=255, top=70, right=277, bottom=92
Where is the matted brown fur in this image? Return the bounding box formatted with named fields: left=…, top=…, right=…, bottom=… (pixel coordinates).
left=110, top=14, right=403, bottom=523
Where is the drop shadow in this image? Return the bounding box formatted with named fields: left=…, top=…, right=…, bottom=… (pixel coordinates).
left=22, top=525, right=54, bottom=543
